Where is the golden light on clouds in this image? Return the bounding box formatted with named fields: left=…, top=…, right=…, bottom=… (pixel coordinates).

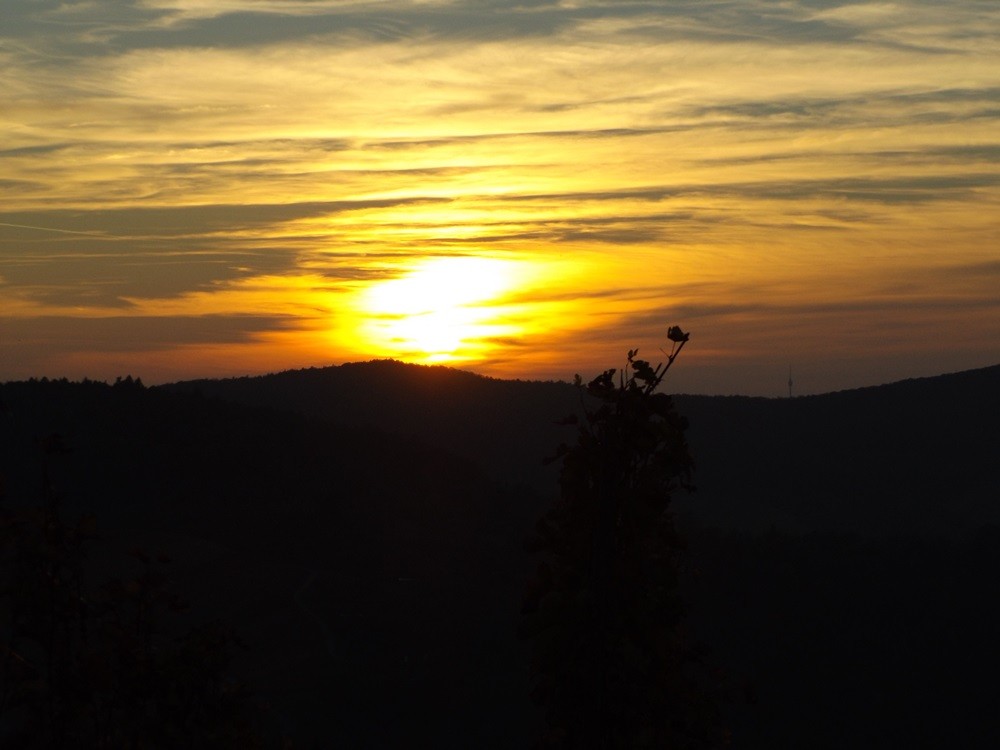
left=1, top=0, right=998, bottom=394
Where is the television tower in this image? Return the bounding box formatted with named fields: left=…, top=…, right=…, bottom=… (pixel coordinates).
left=788, top=366, right=793, bottom=398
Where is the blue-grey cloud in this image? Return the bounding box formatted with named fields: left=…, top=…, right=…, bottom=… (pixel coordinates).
left=489, top=171, right=1000, bottom=208
left=2, top=314, right=293, bottom=352
left=0, top=197, right=447, bottom=238
left=6, top=0, right=989, bottom=57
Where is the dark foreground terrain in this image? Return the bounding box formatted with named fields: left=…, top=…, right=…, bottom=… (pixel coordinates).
left=2, top=362, right=998, bottom=746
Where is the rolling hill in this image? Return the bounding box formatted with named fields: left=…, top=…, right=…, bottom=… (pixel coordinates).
left=168, top=359, right=1000, bottom=536
left=2, top=361, right=998, bottom=747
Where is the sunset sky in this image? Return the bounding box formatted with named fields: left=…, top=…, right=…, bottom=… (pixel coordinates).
left=2, top=0, right=998, bottom=395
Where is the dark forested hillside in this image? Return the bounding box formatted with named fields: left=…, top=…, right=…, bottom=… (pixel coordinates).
left=0, top=377, right=542, bottom=747
left=169, top=360, right=1000, bottom=536
left=675, top=364, right=1000, bottom=536
left=3, top=362, right=999, bottom=747
left=167, top=360, right=582, bottom=493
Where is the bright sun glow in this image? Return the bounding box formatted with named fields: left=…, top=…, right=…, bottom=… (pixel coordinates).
left=358, top=256, right=526, bottom=363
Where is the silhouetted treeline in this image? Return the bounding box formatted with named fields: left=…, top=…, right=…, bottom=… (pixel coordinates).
left=169, top=360, right=1000, bottom=537
left=167, top=361, right=581, bottom=492
left=0, top=377, right=540, bottom=747
left=2, top=362, right=999, bottom=747
left=674, top=365, right=1000, bottom=536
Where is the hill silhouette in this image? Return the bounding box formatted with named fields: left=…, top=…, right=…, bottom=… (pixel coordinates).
left=168, top=360, right=1000, bottom=536
left=0, top=377, right=538, bottom=747
left=675, top=363, right=1000, bottom=536
left=2, top=362, right=998, bottom=747
left=167, top=360, right=581, bottom=493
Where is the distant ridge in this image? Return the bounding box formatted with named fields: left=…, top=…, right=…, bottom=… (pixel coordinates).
left=674, top=363, right=1000, bottom=535
left=166, top=359, right=583, bottom=491
left=165, top=360, right=1000, bottom=537
left=168, top=358, right=1000, bottom=400
left=811, top=361, right=1000, bottom=398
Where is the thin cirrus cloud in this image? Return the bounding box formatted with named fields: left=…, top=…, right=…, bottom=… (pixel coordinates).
left=1, top=0, right=998, bottom=393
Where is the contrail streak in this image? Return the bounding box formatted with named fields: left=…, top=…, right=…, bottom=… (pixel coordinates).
left=0, top=221, right=107, bottom=236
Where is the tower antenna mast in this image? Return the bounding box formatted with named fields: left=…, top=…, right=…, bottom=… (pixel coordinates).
left=788, top=366, right=793, bottom=398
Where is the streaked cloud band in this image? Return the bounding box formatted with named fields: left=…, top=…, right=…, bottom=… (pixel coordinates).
left=1, top=0, right=997, bottom=393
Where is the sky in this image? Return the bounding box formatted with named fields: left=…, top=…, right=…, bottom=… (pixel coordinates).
left=2, top=0, right=998, bottom=396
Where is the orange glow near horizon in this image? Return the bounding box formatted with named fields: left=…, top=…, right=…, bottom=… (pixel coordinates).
left=2, top=1, right=998, bottom=394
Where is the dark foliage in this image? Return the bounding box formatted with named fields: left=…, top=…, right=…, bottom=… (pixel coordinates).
left=0, top=377, right=537, bottom=747
left=1, top=362, right=998, bottom=747
left=0, top=439, right=265, bottom=748
left=521, top=336, right=726, bottom=749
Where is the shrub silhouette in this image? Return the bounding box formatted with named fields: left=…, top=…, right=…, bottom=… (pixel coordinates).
left=521, top=329, right=725, bottom=749
left=0, top=435, right=265, bottom=748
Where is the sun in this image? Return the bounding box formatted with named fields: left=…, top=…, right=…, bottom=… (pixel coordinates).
left=358, top=256, right=523, bottom=362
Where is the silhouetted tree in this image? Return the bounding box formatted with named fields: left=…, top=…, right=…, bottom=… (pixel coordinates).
left=0, top=435, right=266, bottom=748
left=521, top=328, right=725, bottom=749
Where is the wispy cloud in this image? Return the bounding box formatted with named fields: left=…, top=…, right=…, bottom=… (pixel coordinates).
left=2, top=0, right=998, bottom=392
